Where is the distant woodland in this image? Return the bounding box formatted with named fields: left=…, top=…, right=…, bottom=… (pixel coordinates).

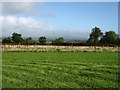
left=2, top=27, right=120, bottom=46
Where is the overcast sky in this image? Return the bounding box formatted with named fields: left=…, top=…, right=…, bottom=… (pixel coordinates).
left=1, top=2, right=118, bottom=39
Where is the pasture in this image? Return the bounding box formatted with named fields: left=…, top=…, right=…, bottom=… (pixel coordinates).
left=2, top=51, right=119, bottom=88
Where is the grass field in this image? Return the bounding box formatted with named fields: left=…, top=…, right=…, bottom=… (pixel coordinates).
left=2, top=52, right=119, bottom=88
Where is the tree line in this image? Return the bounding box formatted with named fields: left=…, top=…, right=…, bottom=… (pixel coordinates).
left=2, top=27, right=120, bottom=46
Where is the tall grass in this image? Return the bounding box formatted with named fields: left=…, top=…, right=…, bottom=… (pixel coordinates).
left=1, top=45, right=118, bottom=52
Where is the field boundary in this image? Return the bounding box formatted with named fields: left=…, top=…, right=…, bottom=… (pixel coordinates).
left=1, top=45, right=119, bottom=52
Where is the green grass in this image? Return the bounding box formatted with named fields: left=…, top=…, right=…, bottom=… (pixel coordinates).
left=2, top=52, right=119, bottom=88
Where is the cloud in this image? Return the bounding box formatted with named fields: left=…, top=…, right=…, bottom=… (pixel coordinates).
left=1, top=16, right=89, bottom=39
left=2, top=2, right=54, bottom=17
left=2, top=2, right=44, bottom=15
left=1, top=16, right=51, bottom=36
left=40, top=13, right=54, bottom=17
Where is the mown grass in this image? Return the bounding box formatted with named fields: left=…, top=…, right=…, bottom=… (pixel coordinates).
left=2, top=52, right=119, bottom=88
